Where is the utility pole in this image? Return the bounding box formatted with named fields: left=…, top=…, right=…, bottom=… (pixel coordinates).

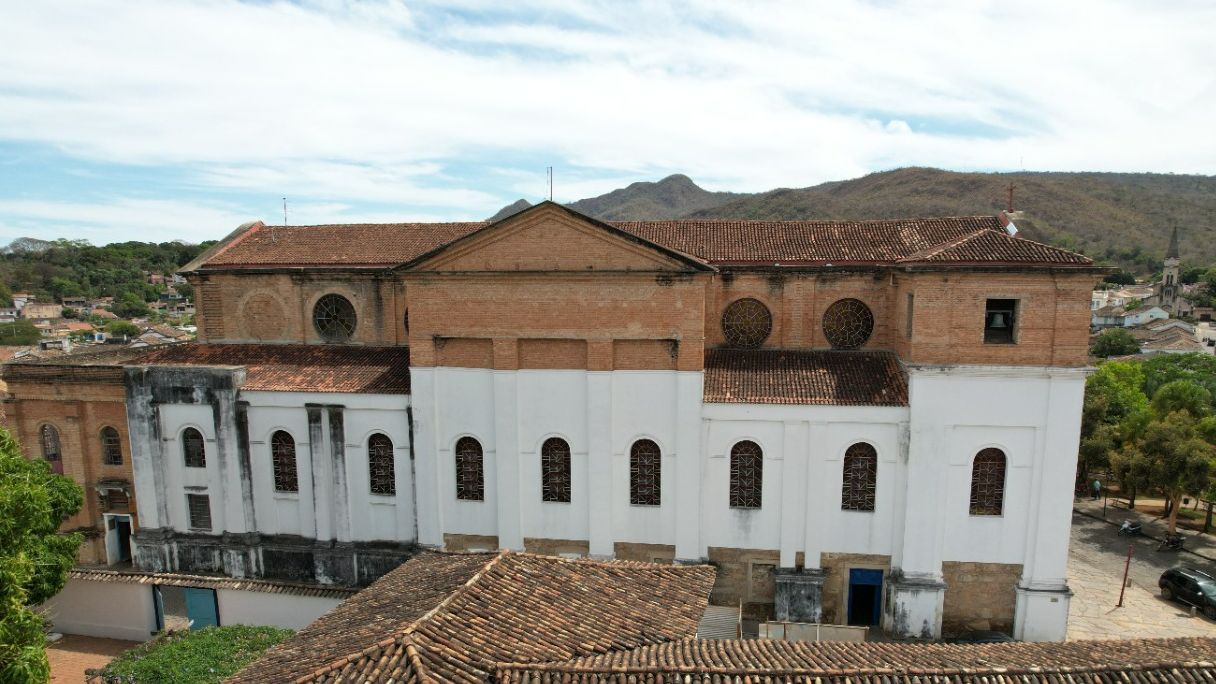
left=1117, top=544, right=1132, bottom=607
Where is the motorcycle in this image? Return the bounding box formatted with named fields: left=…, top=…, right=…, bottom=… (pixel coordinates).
left=1157, top=532, right=1185, bottom=552
left=1118, top=520, right=1142, bottom=536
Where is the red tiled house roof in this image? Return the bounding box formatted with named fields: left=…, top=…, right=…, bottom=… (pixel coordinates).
left=704, top=349, right=908, bottom=406
left=134, top=343, right=412, bottom=393
left=4, top=343, right=412, bottom=394
left=496, top=636, right=1216, bottom=683
left=228, top=550, right=716, bottom=683
left=190, top=205, right=1093, bottom=271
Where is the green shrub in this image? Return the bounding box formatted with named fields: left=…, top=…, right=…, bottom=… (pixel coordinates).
left=99, top=625, right=292, bottom=684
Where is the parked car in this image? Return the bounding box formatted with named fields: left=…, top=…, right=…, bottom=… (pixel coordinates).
left=949, top=630, right=1014, bottom=644
left=1158, top=567, right=1216, bottom=618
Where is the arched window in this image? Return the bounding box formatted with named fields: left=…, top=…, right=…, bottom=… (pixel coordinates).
left=182, top=428, right=206, bottom=468
left=455, top=436, right=484, bottom=501
left=313, top=293, right=357, bottom=342
left=822, top=298, right=875, bottom=349
left=841, top=442, right=877, bottom=511
left=970, top=448, right=1007, bottom=516
left=721, top=298, right=772, bottom=348
left=541, top=438, right=571, bottom=503
left=271, top=431, right=299, bottom=493
left=41, top=424, right=62, bottom=473
left=729, top=440, right=763, bottom=509
left=368, top=433, right=395, bottom=495
left=630, top=439, right=661, bottom=506
left=101, top=426, right=123, bottom=465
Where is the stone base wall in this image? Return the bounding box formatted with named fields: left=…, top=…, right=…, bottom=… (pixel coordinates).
left=132, top=529, right=418, bottom=586
left=523, top=537, right=590, bottom=557
left=819, top=552, right=891, bottom=625
left=941, top=561, right=1022, bottom=635
left=443, top=533, right=500, bottom=552
left=707, top=546, right=780, bottom=620
left=613, top=542, right=675, bottom=563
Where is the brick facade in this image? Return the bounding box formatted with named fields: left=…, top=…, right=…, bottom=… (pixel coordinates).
left=2, top=368, right=138, bottom=565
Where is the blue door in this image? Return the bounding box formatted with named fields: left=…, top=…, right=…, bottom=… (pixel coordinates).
left=847, top=569, right=883, bottom=626
left=184, top=588, right=219, bottom=629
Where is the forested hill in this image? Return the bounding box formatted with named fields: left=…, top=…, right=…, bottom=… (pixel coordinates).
left=0, top=239, right=210, bottom=308
left=494, top=168, right=1216, bottom=274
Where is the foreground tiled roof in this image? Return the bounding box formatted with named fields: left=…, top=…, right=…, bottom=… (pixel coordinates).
left=497, top=636, right=1216, bottom=683
left=135, top=343, right=412, bottom=393
left=229, top=551, right=494, bottom=683
left=704, top=349, right=908, bottom=406
left=69, top=567, right=356, bottom=600
left=230, top=550, right=716, bottom=683
left=196, top=212, right=1092, bottom=270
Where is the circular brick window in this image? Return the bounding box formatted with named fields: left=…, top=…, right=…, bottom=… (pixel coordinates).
left=822, top=298, right=874, bottom=349
left=313, top=294, right=357, bottom=342
left=721, top=298, right=772, bottom=348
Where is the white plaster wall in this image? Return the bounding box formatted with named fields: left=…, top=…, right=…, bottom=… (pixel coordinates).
left=432, top=369, right=499, bottom=538
left=245, top=404, right=314, bottom=538
left=701, top=404, right=907, bottom=566
left=215, top=589, right=343, bottom=630
left=39, top=579, right=157, bottom=642
left=516, top=370, right=590, bottom=542
left=159, top=404, right=225, bottom=533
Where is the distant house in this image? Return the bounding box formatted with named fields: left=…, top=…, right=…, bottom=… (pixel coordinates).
left=21, top=303, right=63, bottom=322
left=62, top=296, right=88, bottom=310
left=92, top=309, right=119, bottom=320
left=0, top=308, right=18, bottom=324
left=11, top=293, right=32, bottom=311
left=1092, top=304, right=1168, bottom=329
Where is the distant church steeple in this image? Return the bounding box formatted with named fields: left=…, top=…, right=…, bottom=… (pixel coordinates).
left=1161, top=227, right=1181, bottom=311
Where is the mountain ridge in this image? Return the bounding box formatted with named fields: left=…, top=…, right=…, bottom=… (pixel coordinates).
left=491, top=167, right=1216, bottom=273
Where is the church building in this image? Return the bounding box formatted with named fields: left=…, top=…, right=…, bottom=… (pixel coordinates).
left=2, top=202, right=1100, bottom=641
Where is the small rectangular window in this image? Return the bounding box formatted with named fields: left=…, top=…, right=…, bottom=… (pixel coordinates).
left=984, top=299, right=1017, bottom=344
left=905, top=293, right=915, bottom=339
left=187, top=494, right=212, bottom=530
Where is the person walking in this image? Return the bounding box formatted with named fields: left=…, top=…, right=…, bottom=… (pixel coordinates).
left=1091, top=478, right=1101, bottom=500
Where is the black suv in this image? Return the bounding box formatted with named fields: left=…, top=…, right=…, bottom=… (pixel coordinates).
left=1158, top=567, right=1216, bottom=619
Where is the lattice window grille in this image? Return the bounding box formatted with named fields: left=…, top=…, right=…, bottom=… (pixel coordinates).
left=629, top=440, right=661, bottom=506
left=541, top=438, right=572, bottom=503
left=101, top=427, right=123, bottom=465
left=841, top=443, right=878, bottom=511
left=369, top=434, right=396, bottom=495
left=822, top=298, right=875, bottom=350
left=729, top=441, right=763, bottom=509
left=182, top=428, right=206, bottom=468
left=41, top=424, right=61, bottom=461
left=721, top=298, right=773, bottom=348
left=970, top=448, right=1006, bottom=516
left=313, top=293, right=357, bottom=342
left=271, top=431, right=299, bottom=493
left=187, top=493, right=212, bottom=530
left=455, top=437, right=485, bottom=501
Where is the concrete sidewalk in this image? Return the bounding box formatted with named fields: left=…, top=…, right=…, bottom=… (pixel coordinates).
left=1074, top=496, right=1216, bottom=563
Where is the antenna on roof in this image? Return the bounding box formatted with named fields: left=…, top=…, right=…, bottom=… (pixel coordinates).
left=547, top=166, right=553, bottom=201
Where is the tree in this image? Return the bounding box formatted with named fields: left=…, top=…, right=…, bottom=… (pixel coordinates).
left=111, top=293, right=150, bottom=319
left=1103, top=271, right=1136, bottom=285
left=1091, top=328, right=1140, bottom=357
left=1116, top=411, right=1214, bottom=533
left=1151, top=380, right=1213, bottom=419
left=0, top=428, right=84, bottom=683
left=1142, top=352, right=1216, bottom=401
left=0, top=321, right=41, bottom=347
left=105, top=320, right=141, bottom=338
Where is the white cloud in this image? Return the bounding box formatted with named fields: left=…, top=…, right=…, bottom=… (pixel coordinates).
left=0, top=0, right=1214, bottom=240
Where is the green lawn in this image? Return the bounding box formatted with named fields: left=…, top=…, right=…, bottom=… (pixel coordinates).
left=99, top=625, right=292, bottom=684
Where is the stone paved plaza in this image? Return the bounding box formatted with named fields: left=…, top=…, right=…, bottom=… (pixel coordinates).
left=1068, top=511, right=1216, bottom=640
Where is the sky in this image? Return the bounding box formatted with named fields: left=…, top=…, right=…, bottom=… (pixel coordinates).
left=1, top=1, right=1214, bottom=245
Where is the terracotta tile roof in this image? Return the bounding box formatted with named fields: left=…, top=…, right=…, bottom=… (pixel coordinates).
left=195, top=212, right=1092, bottom=271
left=229, top=551, right=494, bottom=684
left=230, top=550, right=715, bottom=683
left=133, top=343, right=412, bottom=393
left=704, top=349, right=908, bottom=406
left=69, top=567, right=356, bottom=600
left=205, top=222, right=485, bottom=268
left=497, top=636, right=1216, bottom=683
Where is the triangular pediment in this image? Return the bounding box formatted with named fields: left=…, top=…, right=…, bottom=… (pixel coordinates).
left=400, top=202, right=711, bottom=273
